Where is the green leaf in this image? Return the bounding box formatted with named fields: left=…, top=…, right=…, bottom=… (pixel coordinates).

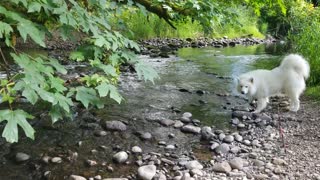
left=54, top=93, right=73, bottom=113
left=134, top=61, right=159, bottom=84
left=70, top=51, right=85, bottom=61
left=49, top=105, right=63, bottom=124
left=17, top=21, right=46, bottom=47
left=49, top=77, right=67, bottom=92
left=48, top=58, right=67, bottom=75
left=0, top=21, right=13, bottom=38
left=96, top=82, right=122, bottom=103
left=75, top=87, right=104, bottom=108
left=28, top=2, right=42, bottom=13
left=14, top=80, right=39, bottom=105
left=0, top=109, right=35, bottom=143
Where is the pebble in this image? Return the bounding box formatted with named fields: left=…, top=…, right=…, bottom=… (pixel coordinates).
left=86, top=159, right=97, bottom=166
left=234, top=134, right=243, bottom=142
left=105, top=120, right=127, bottom=131
left=132, top=146, right=142, bottom=153
left=243, top=140, right=251, bottom=146
left=215, top=143, right=230, bottom=154
left=140, top=132, right=152, bottom=140
left=70, top=175, right=86, bottom=180
left=272, top=158, right=287, bottom=166
left=181, top=125, right=201, bottom=134
left=212, top=161, right=232, bottom=173
left=253, top=159, right=265, bottom=167
left=159, top=119, right=175, bottom=126
left=229, top=157, right=244, bottom=170
left=165, top=144, right=175, bottom=150
left=15, top=152, right=30, bottom=162
left=185, top=160, right=203, bottom=170
left=219, top=133, right=226, bottom=141
left=51, top=157, right=62, bottom=163
left=201, top=126, right=215, bottom=140
left=182, top=112, right=192, bottom=118
left=138, top=165, right=157, bottom=180
left=174, top=121, right=184, bottom=128
left=113, top=151, right=128, bottom=163
left=223, top=135, right=234, bottom=143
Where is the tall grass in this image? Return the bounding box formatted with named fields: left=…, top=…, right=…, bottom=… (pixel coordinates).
left=116, top=7, right=264, bottom=39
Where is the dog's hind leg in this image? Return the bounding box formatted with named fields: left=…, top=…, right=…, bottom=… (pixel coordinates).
left=254, top=97, right=268, bottom=113
left=289, top=93, right=300, bottom=112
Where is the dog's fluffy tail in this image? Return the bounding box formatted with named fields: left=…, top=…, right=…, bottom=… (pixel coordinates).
left=280, top=54, right=310, bottom=79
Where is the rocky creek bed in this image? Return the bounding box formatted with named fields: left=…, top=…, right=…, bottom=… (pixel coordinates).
left=0, top=38, right=319, bottom=180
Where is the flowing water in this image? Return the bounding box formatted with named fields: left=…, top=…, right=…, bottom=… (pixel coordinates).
left=0, top=43, right=284, bottom=179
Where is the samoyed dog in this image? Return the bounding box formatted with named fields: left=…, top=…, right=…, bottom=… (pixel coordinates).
left=237, top=54, right=310, bottom=113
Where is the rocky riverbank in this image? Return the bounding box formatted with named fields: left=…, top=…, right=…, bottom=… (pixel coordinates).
left=137, top=36, right=277, bottom=58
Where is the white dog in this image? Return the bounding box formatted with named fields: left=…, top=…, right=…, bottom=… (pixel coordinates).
left=237, top=54, right=310, bottom=113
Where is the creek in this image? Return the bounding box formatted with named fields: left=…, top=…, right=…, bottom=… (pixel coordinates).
left=0, top=43, right=284, bottom=179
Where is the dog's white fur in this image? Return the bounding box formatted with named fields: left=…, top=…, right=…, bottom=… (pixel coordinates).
left=237, top=54, right=310, bottom=113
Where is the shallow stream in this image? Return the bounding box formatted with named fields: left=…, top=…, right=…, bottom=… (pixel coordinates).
left=0, top=43, right=284, bottom=179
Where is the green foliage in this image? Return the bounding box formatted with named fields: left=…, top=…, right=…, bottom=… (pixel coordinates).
left=288, top=2, right=320, bottom=86
left=0, top=109, right=34, bottom=143
left=0, top=0, right=158, bottom=142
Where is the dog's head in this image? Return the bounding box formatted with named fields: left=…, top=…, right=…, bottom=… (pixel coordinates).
left=236, top=76, right=254, bottom=95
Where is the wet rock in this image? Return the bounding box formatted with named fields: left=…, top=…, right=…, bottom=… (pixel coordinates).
left=94, top=130, right=107, bottom=136
left=168, top=133, right=175, bottom=138
left=215, top=143, right=230, bottom=154
left=138, top=165, right=157, bottom=180
left=182, top=112, right=192, bottom=118
left=212, top=161, right=232, bottom=173
left=15, top=152, right=30, bottom=162
left=140, top=132, right=152, bottom=140
left=105, top=121, right=127, bottom=131
left=94, top=175, right=102, bottom=180
left=42, top=155, right=51, bottom=164
left=131, top=146, right=142, bottom=153
left=51, top=157, right=62, bottom=163
left=185, top=160, right=203, bottom=170
left=113, top=151, right=128, bottom=163
left=70, top=175, right=86, bottom=180
left=165, top=144, right=175, bottom=150
left=86, top=159, right=97, bottom=166
left=159, top=119, right=175, bottom=126
left=180, top=117, right=191, bottom=123
left=229, top=157, right=244, bottom=170
left=201, top=126, right=215, bottom=140
left=231, top=118, right=240, bottom=125
left=154, top=172, right=167, bottom=180
left=181, top=125, right=201, bottom=134
left=174, top=121, right=184, bottom=128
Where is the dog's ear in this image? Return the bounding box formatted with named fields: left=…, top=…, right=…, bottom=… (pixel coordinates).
left=250, top=77, right=254, bottom=83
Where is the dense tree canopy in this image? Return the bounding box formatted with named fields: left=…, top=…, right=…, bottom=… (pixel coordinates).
left=0, top=0, right=287, bottom=143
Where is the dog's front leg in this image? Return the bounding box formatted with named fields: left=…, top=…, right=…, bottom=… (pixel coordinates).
left=253, top=98, right=268, bottom=113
